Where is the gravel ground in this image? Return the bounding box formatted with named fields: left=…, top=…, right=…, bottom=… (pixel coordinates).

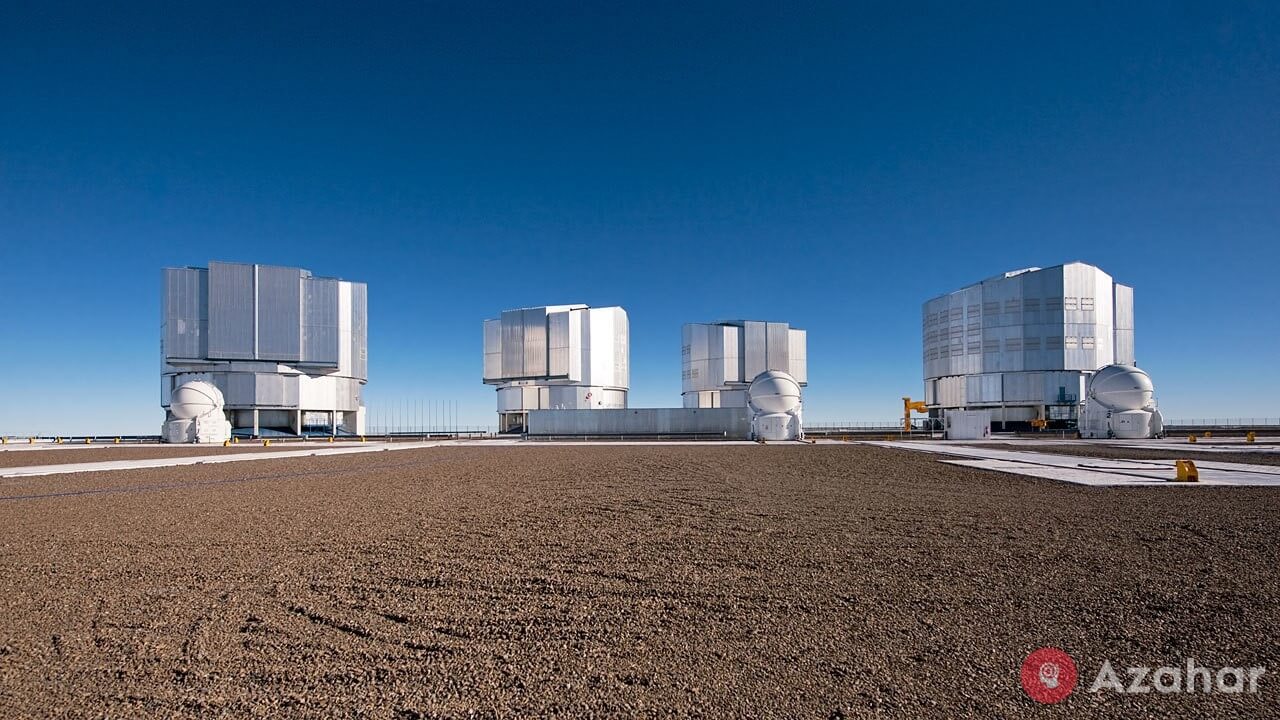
left=0, top=445, right=357, bottom=469
left=962, top=443, right=1280, bottom=467
left=0, top=445, right=1276, bottom=718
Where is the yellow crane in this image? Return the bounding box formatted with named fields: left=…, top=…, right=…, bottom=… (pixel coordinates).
left=902, top=397, right=928, bottom=432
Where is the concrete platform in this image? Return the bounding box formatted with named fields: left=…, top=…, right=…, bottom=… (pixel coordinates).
left=861, top=441, right=1280, bottom=487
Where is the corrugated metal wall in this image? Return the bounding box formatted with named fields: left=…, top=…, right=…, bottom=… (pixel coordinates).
left=500, top=309, right=525, bottom=378
left=256, top=265, right=302, bottom=361
left=162, top=267, right=207, bottom=360
left=207, top=261, right=256, bottom=360
left=349, top=282, right=368, bottom=381
left=743, top=321, right=767, bottom=380
left=765, top=322, right=790, bottom=372
left=528, top=407, right=751, bottom=438
left=483, top=319, right=502, bottom=381
left=522, top=308, right=547, bottom=378
left=788, top=329, right=807, bottom=384
left=301, top=277, right=339, bottom=365
left=1113, top=283, right=1135, bottom=365
left=548, top=310, right=571, bottom=378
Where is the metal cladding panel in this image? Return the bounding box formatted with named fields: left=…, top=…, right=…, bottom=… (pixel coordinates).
left=583, top=307, right=628, bottom=389
left=966, top=374, right=1002, bottom=403
left=705, top=325, right=727, bottom=388
left=1113, top=284, right=1135, bottom=365
left=1092, top=271, right=1115, bottom=366
left=162, top=268, right=208, bottom=360
left=568, top=310, right=583, bottom=382
left=613, top=308, right=629, bottom=388
left=765, top=322, right=790, bottom=372
left=548, top=310, right=571, bottom=378
left=284, top=375, right=300, bottom=406
left=936, top=376, right=966, bottom=407
left=349, top=282, right=368, bottom=381
left=1043, top=371, right=1084, bottom=405
left=743, top=321, right=767, bottom=380
left=1114, top=330, right=1134, bottom=366
left=523, top=386, right=541, bottom=409
left=337, top=282, right=353, bottom=375
left=527, top=407, right=752, bottom=438
left=547, top=385, right=583, bottom=410
left=483, top=319, right=502, bottom=381
left=495, top=386, right=525, bottom=412
left=682, top=323, right=708, bottom=394
left=255, top=373, right=287, bottom=406
left=301, top=277, right=339, bottom=366
left=500, top=310, right=525, bottom=378
left=224, top=372, right=257, bottom=406
left=256, top=265, right=302, bottom=361
left=1002, top=372, right=1046, bottom=403
left=1114, top=283, right=1134, bottom=330
left=600, top=388, right=627, bottom=409
left=722, top=325, right=741, bottom=383
left=923, top=294, right=956, bottom=381
left=207, top=262, right=256, bottom=360
left=522, top=308, right=548, bottom=378
left=788, top=329, right=807, bottom=384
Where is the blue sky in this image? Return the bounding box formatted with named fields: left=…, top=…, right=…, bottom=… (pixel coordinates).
left=1, top=2, right=1277, bottom=434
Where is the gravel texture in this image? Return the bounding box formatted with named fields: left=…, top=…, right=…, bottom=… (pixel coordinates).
left=0, top=445, right=1276, bottom=718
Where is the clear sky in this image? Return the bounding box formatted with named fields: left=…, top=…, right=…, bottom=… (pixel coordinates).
left=1, top=2, right=1278, bottom=435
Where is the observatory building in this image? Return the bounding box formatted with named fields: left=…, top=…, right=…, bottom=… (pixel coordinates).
left=921, top=262, right=1143, bottom=429
left=482, top=305, right=629, bottom=432
left=161, top=261, right=367, bottom=441
left=682, top=321, right=807, bottom=440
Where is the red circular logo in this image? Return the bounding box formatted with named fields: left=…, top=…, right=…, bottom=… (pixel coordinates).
left=1021, top=647, right=1077, bottom=704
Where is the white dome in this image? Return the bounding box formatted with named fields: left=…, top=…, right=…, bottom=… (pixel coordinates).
left=747, top=371, right=802, bottom=415
left=1089, top=365, right=1154, bottom=412
left=169, top=381, right=225, bottom=420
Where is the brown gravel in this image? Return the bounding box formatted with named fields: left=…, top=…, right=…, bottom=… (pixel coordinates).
left=964, top=442, right=1280, bottom=467
left=0, top=445, right=1276, bottom=719
left=0, top=444, right=352, bottom=469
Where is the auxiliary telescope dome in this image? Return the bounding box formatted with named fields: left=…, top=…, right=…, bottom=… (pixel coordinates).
left=169, top=381, right=225, bottom=420
left=747, top=371, right=803, bottom=416
left=1088, top=364, right=1155, bottom=412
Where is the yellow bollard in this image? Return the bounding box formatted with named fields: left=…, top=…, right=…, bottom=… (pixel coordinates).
left=1246, top=431, right=1256, bottom=444
left=1174, top=459, right=1199, bottom=482
left=28, top=437, right=34, bottom=444
left=233, top=437, right=239, bottom=444
left=360, top=436, right=366, bottom=442
left=1203, top=431, right=1212, bottom=439
left=85, top=438, right=92, bottom=444
left=1188, top=435, right=1197, bottom=443
left=328, top=436, right=334, bottom=443
left=114, top=437, right=121, bottom=444
left=263, top=439, right=271, bottom=447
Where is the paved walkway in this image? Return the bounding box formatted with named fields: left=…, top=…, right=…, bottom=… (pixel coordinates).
left=860, top=440, right=1280, bottom=487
